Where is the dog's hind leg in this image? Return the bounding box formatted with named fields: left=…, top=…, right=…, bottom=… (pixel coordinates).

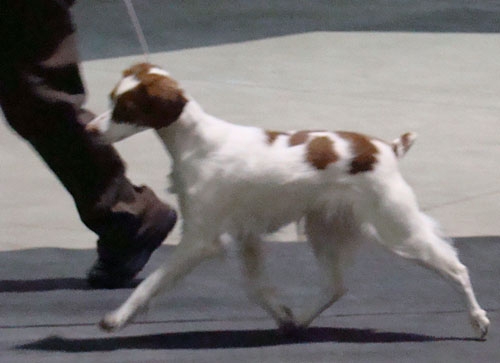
left=99, top=230, right=222, bottom=332
left=295, top=209, right=359, bottom=328
left=361, top=174, right=490, bottom=338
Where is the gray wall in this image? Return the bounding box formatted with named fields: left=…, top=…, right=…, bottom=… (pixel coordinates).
left=72, top=0, right=500, bottom=60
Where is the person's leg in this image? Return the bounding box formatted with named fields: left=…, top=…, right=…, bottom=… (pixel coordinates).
left=0, top=0, right=177, bottom=288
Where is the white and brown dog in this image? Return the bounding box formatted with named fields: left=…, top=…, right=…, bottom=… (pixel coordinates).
left=88, top=63, right=489, bottom=338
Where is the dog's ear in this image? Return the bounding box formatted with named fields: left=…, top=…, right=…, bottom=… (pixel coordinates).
left=112, top=74, right=188, bottom=129
left=141, top=74, right=188, bottom=128
left=122, top=63, right=154, bottom=77
left=112, top=88, right=143, bottom=123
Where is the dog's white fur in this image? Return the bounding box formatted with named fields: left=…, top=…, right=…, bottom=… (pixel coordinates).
left=89, top=63, right=489, bottom=337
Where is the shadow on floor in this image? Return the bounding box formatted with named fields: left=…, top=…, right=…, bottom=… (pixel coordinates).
left=17, top=326, right=481, bottom=352
left=1, top=236, right=497, bottom=293
left=0, top=278, right=142, bottom=292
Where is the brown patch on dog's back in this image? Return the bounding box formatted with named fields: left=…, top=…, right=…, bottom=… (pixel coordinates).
left=265, top=130, right=288, bottom=144
left=289, top=131, right=311, bottom=146
left=289, top=130, right=327, bottom=146
left=337, top=131, right=378, bottom=174
left=306, top=136, right=338, bottom=170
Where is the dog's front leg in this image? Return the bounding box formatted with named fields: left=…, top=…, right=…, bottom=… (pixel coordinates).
left=239, top=235, right=298, bottom=333
left=99, top=233, right=221, bottom=332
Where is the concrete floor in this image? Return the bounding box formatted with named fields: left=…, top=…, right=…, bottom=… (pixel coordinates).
left=1, top=31, right=499, bottom=250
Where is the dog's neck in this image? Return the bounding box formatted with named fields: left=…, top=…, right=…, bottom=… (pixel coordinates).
left=155, top=99, right=229, bottom=162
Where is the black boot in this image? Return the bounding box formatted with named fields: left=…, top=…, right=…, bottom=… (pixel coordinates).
left=87, top=187, right=177, bottom=289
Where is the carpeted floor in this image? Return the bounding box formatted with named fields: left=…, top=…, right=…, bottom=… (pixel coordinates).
left=1, top=237, right=498, bottom=362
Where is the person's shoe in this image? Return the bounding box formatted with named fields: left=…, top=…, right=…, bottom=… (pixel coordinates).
left=87, top=207, right=177, bottom=289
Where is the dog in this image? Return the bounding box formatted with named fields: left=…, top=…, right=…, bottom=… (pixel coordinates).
left=88, top=63, right=489, bottom=338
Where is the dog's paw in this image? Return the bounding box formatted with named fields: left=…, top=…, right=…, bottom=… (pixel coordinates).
left=277, top=305, right=303, bottom=337
left=470, top=310, right=490, bottom=339
left=99, top=313, right=123, bottom=333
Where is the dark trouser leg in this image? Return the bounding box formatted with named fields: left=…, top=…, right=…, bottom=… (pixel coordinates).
left=0, top=0, right=176, bottom=287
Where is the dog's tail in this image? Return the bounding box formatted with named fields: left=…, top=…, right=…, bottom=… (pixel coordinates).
left=391, top=132, right=417, bottom=159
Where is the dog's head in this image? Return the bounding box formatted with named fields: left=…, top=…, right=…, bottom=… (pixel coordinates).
left=87, top=63, right=188, bottom=142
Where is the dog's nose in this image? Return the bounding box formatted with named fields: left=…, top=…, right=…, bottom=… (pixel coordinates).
left=85, top=123, right=101, bottom=134
left=85, top=110, right=112, bottom=134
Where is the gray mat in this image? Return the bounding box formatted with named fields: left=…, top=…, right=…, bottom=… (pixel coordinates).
left=1, top=237, right=499, bottom=362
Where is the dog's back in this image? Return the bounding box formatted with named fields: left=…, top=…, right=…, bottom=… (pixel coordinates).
left=176, top=125, right=415, bottom=237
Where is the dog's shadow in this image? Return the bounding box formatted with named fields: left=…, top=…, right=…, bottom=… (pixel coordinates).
left=17, top=326, right=480, bottom=352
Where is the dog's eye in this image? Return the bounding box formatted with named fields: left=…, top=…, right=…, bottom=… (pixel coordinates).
left=109, top=90, right=117, bottom=102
